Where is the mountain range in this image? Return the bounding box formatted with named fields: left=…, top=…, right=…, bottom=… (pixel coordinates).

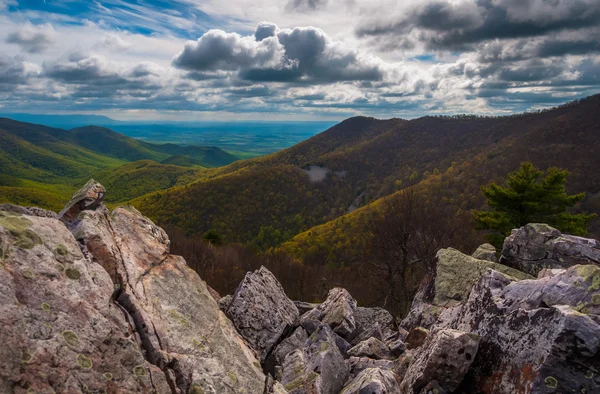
left=1, top=95, right=599, bottom=264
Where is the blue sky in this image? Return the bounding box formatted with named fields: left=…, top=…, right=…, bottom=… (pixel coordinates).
left=1, top=0, right=599, bottom=120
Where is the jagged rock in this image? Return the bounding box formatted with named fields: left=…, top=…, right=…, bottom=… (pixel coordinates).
left=0, top=204, right=57, bottom=218
left=387, top=337, right=406, bottom=358
left=437, top=267, right=600, bottom=393
left=392, top=351, right=414, bottom=384
left=501, top=223, right=600, bottom=276
left=346, top=357, right=393, bottom=379
left=405, top=327, right=429, bottom=350
left=340, top=367, right=401, bottom=394
left=58, top=179, right=105, bottom=226
left=226, top=266, right=299, bottom=362
left=301, top=287, right=357, bottom=338
left=471, top=243, right=498, bottom=262
left=0, top=209, right=171, bottom=393
left=349, top=307, right=396, bottom=345
left=218, top=294, right=233, bottom=311
left=400, top=329, right=480, bottom=394
left=299, top=318, right=352, bottom=355
left=347, top=337, right=393, bottom=360
left=294, top=301, right=318, bottom=315
left=401, top=248, right=533, bottom=331
left=279, top=323, right=349, bottom=394
left=537, top=268, right=566, bottom=279
left=267, top=326, right=308, bottom=371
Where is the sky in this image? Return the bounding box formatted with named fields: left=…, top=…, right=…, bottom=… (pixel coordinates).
left=0, top=0, right=599, bottom=121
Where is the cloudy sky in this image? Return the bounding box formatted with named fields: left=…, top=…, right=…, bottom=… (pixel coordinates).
left=1, top=0, right=599, bottom=121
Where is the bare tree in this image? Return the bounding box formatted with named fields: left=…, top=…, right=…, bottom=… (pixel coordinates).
left=362, top=188, right=476, bottom=316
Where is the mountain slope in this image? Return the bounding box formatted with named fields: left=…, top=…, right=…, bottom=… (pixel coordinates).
left=132, top=94, right=600, bottom=248
left=0, top=118, right=237, bottom=208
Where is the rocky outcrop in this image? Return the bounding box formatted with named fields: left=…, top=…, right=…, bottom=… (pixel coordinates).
left=4, top=181, right=600, bottom=394
left=500, top=223, right=600, bottom=276
left=436, top=267, right=600, bottom=393
left=401, top=247, right=533, bottom=331
left=0, top=182, right=286, bottom=394
left=347, top=337, right=393, bottom=360
left=58, top=179, right=105, bottom=226
left=340, top=367, right=400, bottom=394
left=278, top=323, right=349, bottom=394
left=400, top=329, right=480, bottom=394
left=0, top=207, right=170, bottom=393
left=225, top=266, right=299, bottom=362
left=471, top=243, right=497, bottom=262
left=301, top=287, right=357, bottom=338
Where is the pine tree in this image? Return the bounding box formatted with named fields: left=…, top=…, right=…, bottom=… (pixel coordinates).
left=474, top=162, right=596, bottom=248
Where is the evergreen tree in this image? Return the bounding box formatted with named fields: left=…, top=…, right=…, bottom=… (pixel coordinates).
left=474, top=162, right=596, bottom=248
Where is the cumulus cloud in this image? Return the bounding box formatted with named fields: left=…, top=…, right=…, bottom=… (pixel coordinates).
left=6, top=23, right=56, bottom=54
left=174, top=23, right=385, bottom=84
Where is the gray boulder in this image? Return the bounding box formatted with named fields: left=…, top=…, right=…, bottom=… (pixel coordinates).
left=401, top=248, right=533, bottom=331
left=400, top=329, right=480, bottom=394
left=279, top=323, right=349, bottom=394
left=294, top=300, right=318, bottom=315
left=340, top=368, right=401, bottom=394
left=349, top=307, right=396, bottom=345
left=218, top=294, right=233, bottom=311
left=301, top=287, right=357, bottom=338
left=500, top=223, right=600, bottom=276
left=471, top=243, right=498, bottom=262
left=437, top=267, right=600, bottom=393
left=226, top=266, right=299, bottom=362
left=346, top=357, right=394, bottom=379
left=347, top=337, right=393, bottom=360
left=267, top=326, right=308, bottom=370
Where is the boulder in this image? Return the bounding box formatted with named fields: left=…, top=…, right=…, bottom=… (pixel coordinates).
left=400, top=329, right=480, bottom=394
left=387, top=337, right=407, bottom=358
left=294, top=301, right=318, bottom=316
left=349, top=307, right=396, bottom=345
left=500, top=223, right=600, bottom=276
left=226, top=266, right=299, bottom=362
left=218, top=294, right=233, bottom=311
left=437, top=267, right=600, bottom=393
left=58, top=179, right=105, bottom=226
left=401, top=248, right=533, bottom=331
left=279, top=323, right=349, bottom=394
left=346, top=357, right=394, bottom=379
left=340, top=368, right=401, bottom=394
left=347, top=337, right=393, bottom=360
left=471, top=243, right=498, bottom=262
left=301, top=287, right=357, bottom=338
left=267, top=326, right=308, bottom=371
left=0, top=209, right=171, bottom=393
left=405, top=327, right=429, bottom=350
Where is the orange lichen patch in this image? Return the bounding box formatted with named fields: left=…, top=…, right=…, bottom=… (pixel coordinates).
left=515, top=364, right=539, bottom=393
left=481, top=371, right=504, bottom=394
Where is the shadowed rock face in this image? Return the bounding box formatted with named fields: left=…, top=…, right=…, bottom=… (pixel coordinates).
left=501, top=223, right=600, bottom=276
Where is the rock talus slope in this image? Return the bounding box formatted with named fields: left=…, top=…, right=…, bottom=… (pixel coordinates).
left=1, top=181, right=599, bottom=394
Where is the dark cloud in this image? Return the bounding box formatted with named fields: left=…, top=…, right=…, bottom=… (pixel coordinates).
left=0, top=54, right=29, bottom=85
left=6, top=24, right=54, bottom=54
left=357, top=0, right=600, bottom=52
left=255, top=22, right=277, bottom=41
left=172, top=29, right=281, bottom=72
left=286, top=0, right=328, bottom=12
left=174, top=24, right=384, bottom=84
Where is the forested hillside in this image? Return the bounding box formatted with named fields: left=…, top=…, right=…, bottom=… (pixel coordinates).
left=134, top=95, right=600, bottom=249
left=0, top=118, right=236, bottom=207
